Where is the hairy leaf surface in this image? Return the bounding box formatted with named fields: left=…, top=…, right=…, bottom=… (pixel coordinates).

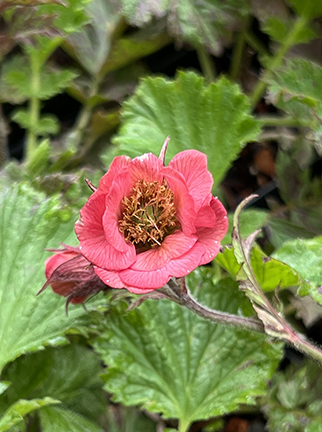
left=93, top=268, right=282, bottom=426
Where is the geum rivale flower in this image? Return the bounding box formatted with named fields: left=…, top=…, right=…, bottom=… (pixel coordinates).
left=74, top=140, right=228, bottom=294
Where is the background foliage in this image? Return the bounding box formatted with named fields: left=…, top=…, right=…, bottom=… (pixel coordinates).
left=1, top=0, right=322, bottom=431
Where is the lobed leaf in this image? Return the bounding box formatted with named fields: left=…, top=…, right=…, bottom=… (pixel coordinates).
left=118, top=0, right=249, bottom=54
left=92, top=268, right=283, bottom=427
left=0, top=344, right=106, bottom=423
left=11, top=110, right=59, bottom=135
left=266, top=58, right=322, bottom=141
left=5, top=67, right=78, bottom=100
left=273, top=237, right=322, bottom=305
left=0, top=397, right=59, bottom=432
left=112, top=72, right=261, bottom=187
left=264, top=360, right=322, bottom=432
left=215, top=245, right=308, bottom=292
left=0, top=184, right=96, bottom=372
left=39, top=406, right=103, bottom=432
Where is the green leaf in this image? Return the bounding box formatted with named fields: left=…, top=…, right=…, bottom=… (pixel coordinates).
left=273, top=237, right=322, bottom=305
left=119, top=0, right=249, bottom=54
left=93, top=268, right=282, bottom=427
left=288, top=0, right=322, bottom=19
left=39, top=406, right=103, bottom=432
left=112, top=72, right=261, bottom=187
left=0, top=386, right=10, bottom=398
left=222, top=209, right=269, bottom=245
left=26, top=139, right=50, bottom=176
left=0, top=397, right=59, bottom=432
left=263, top=17, right=316, bottom=44
left=0, top=56, right=30, bottom=104
left=0, top=184, right=97, bottom=372
left=268, top=218, right=314, bottom=250
left=266, top=59, right=322, bottom=138
left=264, top=360, right=322, bottom=432
left=11, top=110, right=59, bottom=135
left=0, top=344, right=105, bottom=423
left=66, top=0, right=120, bottom=76
left=36, top=0, right=92, bottom=35
left=215, top=245, right=308, bottom=292
left=5, top=67, right=78, bottom=100
left=100, top=33, right=171, bottom=76
left=105, top=405, right=155, bottom=432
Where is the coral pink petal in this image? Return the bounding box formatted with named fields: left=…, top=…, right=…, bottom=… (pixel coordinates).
left=75, top=193, right=106, bottom=240
left=94, top=267, right=127, bottom=288
left=195, top=200, right=217, bottom=228
left=129, top=153, right=163, bottom=183
left=169, top=150, right=213, bottom=211
left=163, top=167, right=196, bottom=236
left=103, top=171, right=133, bottom=253
left=76, top=193, right=136, bottom=270
left=94, top=268, right=155, bottom=293
left=120, top=241, right=206, bottom=288
left=210, top=196, right=228, bottom=230
left=166, top=242, right=205, bottom=277
left=98, top=156, right=131, bottom=194
left=130, top=231, right=197, bottom=271
left=119, top=266, right=172, bottom=289
left=80, top=237, right=135, bottom=271
left=197, top=197, right=228, bottom=265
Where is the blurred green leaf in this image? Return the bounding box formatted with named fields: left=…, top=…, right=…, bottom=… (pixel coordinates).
left=264, top=360, right=322, bottom=432
left=66, top=0, right=120, bottom=76
left=119, top=0, right=249, bottom=54
left=263, top=16, right=316, bottom=44
left=0, top=56, right=29, bottom=104
left=36, top=0, right=92, bottom=35
left=222, top=209, right=269, bottom=245
left=11, top=110, right=59, bottom=135
left=5, top=67, right=78, bottom=100
left=0, top=397, right=59, bottom=432
left=266, top=59, right=322, bottom=140
left=268, top=218, right=314, bottom=250
left=100, top=33, right=171, bottom=76
left=288, top=0, right=322, bottom=19
left=39, top=406, right=103, bottom=432
left=26, top=139, right=50, bottom=176
left=0, top=344, right=105, bottom=423
left=105, top=405, right=155, bottom=432
left=0, top=386, right=10, bottom=398
left=273, top=237, right=322, bottom=305
left=112, top=72, right=261, bottom=187
left=93, top=268, right=282, bottom=427
left=0, top=184, right=97, bottom=373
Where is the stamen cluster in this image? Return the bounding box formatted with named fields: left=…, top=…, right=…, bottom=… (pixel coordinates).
left=119, top=179, right=179, bottom=248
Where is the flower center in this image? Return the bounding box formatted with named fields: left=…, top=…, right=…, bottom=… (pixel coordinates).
left=119, top=179, right=179, bottom=249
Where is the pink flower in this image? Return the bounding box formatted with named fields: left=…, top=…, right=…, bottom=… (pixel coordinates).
left=39, top=245, right=106, bottom=308
left=75, top=143, right=228, bottom=293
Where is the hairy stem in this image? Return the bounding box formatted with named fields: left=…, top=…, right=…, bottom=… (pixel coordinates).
left=161, top=278, right=322, bottom=365
left=229, top=16, right=250, bottom=81
left=27, top=56, right=41, bottom=161
left=196, top=45, right=216, bottom=84
left=259, top=115, right=312, bottom=128
left=161, top=282, right=265, bottom=333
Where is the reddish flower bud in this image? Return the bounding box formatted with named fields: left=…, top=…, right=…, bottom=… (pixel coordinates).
left=39, top=245, right=106, bottom=310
